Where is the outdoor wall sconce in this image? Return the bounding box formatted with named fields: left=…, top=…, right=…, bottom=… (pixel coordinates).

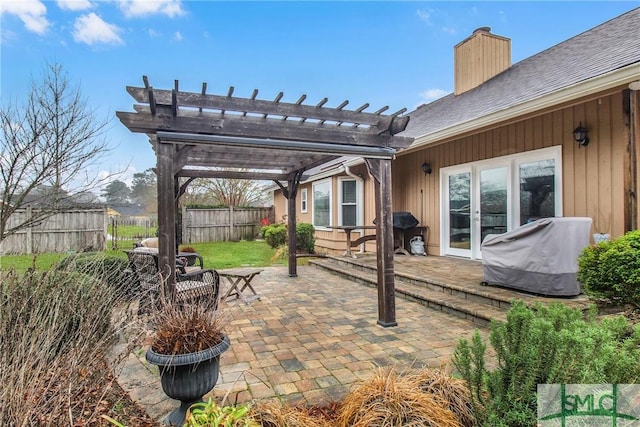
left=573, top=122, right=589, bottom=147
left=422, top=162, right=432, bottom=175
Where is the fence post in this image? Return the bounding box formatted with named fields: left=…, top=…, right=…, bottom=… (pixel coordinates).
left=26, top=205, right=33, bottom=254
left=182, top=205, right=188, bottom=244
left=229, top=205, right=234, bottom=241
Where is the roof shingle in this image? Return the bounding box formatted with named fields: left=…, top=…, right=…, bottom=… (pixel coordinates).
left=402, top=7, right=640, bottom=140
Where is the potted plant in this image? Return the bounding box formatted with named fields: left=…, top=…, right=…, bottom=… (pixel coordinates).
left=145, top=302, right=230, bottom=426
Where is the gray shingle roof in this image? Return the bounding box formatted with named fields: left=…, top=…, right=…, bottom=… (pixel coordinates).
left=401, top=7, right=640, bottom=140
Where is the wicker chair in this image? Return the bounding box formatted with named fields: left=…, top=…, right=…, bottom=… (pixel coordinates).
left=125, top=250, right=220, bottom=314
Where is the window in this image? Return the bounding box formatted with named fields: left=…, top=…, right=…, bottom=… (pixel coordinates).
left=312, top=180, right=331, bottom=228
left=300, top=188, right=308, bottom=213
left=340, top=179, right=358, bottom=226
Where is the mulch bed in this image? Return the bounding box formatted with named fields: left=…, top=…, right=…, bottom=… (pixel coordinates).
left=61, top=361, right=159, bottom=427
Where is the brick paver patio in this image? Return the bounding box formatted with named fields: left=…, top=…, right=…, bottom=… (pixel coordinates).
left=115, top=264, right=489, bottom=421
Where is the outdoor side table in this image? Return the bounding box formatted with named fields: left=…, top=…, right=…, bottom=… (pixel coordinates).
left=218, top=268, right=264, bottom=304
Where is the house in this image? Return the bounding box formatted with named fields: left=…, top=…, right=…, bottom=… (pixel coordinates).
left=273, top=7, right=640, bottom=259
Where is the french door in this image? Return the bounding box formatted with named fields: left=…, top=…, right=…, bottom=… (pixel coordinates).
left=441, top=146, right=562, bottom=259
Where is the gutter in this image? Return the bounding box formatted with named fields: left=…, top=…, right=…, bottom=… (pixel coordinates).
left=404, top=62, right=640, bottom=153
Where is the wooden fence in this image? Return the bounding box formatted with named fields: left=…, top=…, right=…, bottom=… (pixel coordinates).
left=181, top=206, right=274, bottom=243
left=0, top=207, right=107, bottom=255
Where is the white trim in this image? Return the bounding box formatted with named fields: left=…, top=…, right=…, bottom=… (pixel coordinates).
left=440, top=146, right=563, bottom=259
left=408, top=63, right=640, bottom=152
left=312, top=178, right=332, bottom=230
left=337, top=177, right=363, bottom=226
left=300, top=188, right=308, bottom=213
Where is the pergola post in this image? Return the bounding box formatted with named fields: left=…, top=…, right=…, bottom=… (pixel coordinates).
left=366, top=158, right=397, bottom=327
left=156, top=141, right=177, bottom=298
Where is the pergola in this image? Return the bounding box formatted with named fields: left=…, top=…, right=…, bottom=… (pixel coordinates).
left=117, top=77, right=413, bottom=326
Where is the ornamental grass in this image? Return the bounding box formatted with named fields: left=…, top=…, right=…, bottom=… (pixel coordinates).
left=336, top=366, right=463, bottom=427
left=250, top=400, right=331, bottom=427
left=150, top=301, right=227, bottom=355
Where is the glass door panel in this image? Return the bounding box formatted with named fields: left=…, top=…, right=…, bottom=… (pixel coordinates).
left=447, top=172, right=471, bottom=255
left=479, top=167, right=508, bottom=244
left=519, top=159, right=555, bottom=225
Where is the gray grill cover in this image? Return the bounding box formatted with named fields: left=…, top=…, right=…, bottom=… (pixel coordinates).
left=481, top=217, right=592, bottom=296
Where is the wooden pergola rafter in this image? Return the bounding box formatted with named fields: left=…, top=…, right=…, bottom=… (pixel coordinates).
left=117, top=77, right=414, bottom=327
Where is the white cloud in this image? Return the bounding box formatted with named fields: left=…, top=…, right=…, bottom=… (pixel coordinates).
left=0, top=0, right=50, bottom=34
left=73, top=12, right=124, bottom=45
left=419, top=88, right=449, bottom=103
left=173, top=31, right=183, bottom=41
left=148, top=28, right=161, bottom=37
left=98, top=164, right=137, bottom=186
left=57, top=0, right=92, bottom=11
left=499, top=10, right=507, bottom=24
left=442, top=26, right=456, bottom=35
left=416, top=8, right=433, bottom=25
left=118, top=0, right=185, bottom=18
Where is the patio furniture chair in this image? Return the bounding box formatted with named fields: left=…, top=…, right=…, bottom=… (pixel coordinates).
left=481, top=217, right=592, bottom=296
left=125, top=250, right=220, bottom=314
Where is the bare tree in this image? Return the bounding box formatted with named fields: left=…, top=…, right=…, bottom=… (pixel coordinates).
left=0, top=62, right=111, bottom=241
left=182, top=174, right=269, bottom=207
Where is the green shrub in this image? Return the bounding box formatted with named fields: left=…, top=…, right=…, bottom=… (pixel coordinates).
left=453, top=300, right=640, bottom=426
left=296, top=223, right=315, bottom=254
left=56, top=252, right=137, bottom=299
left=263, top=224, right=287, bottom=248
left=578, top=230, right=640, bottom=306
left=185, top=398, right=257, bottom=427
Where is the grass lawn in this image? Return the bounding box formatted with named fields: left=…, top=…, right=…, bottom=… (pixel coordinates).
left=0, top=240, right=286, bottom=273
left=109, top=224, right=155, bottom=239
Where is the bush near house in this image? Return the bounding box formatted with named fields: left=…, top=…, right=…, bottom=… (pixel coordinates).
left=262, top=224, right=287, bottom=248
left=578, top=230, right=640, bottom=307
left=261, top=223, right=316, bottom=253
left=453, top=301, right=640, bottom=426
left=296, top=223, right=315, bottom=254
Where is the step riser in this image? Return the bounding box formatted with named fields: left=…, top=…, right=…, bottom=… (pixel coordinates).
left=321, top=258, right=511, bottom=311
left=312, top=261, right=499, bottom=327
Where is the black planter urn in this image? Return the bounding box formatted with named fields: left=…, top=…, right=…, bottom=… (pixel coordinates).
left=146, top=335, right=230, bottom=426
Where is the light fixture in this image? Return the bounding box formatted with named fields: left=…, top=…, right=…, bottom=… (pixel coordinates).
left=421, top=162, right=432, bottom=175
left=573, top=122, right=589, bottom=147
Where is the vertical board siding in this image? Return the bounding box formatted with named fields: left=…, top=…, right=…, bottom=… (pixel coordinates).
left=0, top=208, right=107, bottom=254
left=393, top=91, right=628, bottom=255
left=182, top=207, right=273, bottom=243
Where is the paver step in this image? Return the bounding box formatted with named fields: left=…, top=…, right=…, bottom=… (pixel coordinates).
left=310, top=258, right=507, bottom=327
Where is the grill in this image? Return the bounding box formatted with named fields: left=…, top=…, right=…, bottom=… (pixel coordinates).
left=374, top=212, right=422, bottom=255
left=392, top=212, right=419, bottom=230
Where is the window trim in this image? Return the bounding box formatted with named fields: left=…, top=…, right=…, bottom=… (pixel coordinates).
left=300, top=188, right=308, bottom=213
left=338, top=177, right=363, bottom=226
left=312, top=179, right=332, bottom=229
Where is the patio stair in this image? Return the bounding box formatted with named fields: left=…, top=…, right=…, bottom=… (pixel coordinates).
left=309, top=255, right=591, bottom=327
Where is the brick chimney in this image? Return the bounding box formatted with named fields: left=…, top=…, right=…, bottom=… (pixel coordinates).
left=454, top=27, right=511, bottom=95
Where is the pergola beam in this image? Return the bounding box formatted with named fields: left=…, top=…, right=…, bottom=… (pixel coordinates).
left=156, top=132, right=397, bottom=158
left=177, top=169, right=294, bottom=181
left=117, top=111, right=413, bottom=149
left=126, top=86, right=405, bottom=130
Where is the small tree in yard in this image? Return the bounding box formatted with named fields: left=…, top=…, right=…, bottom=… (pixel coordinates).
left=0, top=62, right=111, bottom=242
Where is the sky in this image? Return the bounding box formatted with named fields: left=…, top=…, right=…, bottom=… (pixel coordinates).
left=1, top=0, right=637, bottom=188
